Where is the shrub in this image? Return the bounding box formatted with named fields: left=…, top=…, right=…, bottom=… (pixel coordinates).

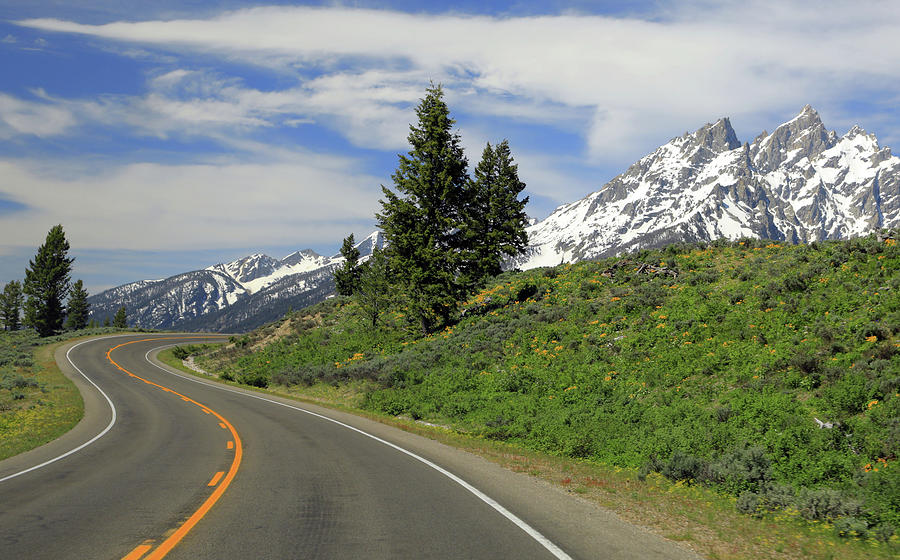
left=644, top=450, right=710, bottom=484
left=238, top=372, right=268, bottom=388
left=736, top=491, right=763, bottom=517
left=833, top=516, right=868, bottom=539
left=798, top=487, right=861, bottom=521
left=871, top=522, right=896, bottom=543
left=711, top=444, right=773, bottom=495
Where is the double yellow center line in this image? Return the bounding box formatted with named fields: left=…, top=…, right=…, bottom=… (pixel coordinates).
left=106, top=338, right=242, bottom=560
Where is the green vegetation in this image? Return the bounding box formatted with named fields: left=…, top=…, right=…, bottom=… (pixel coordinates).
left=375, top=84, right=529, bottom=334
left=24, top=224, right=74, bottom=337
left=1, top=280, right=23, bottom=331
left=193, top=234, right=899, bottom=554
left=0, top=327, right=151, bottom=460
left=334, top=233, right=362, bottom=297
left=64, top=280, right=90, bottom=331
left=112, top=306, right=128, bottom=329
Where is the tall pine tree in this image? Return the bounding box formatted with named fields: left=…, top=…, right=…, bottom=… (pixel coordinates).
left=112, top=306, right=128, bottom=329
left=65, top=279, right=90, bottom=331
left=24, top=225, right=73, bottom=337
left=459, top=140, right=529, bottom=289
left=377, top=84, right=468, bottom=334
left=0, top=280, right=23, bottom=331
left=333, top=233, right=362, bottom=296
left=354, top=246, right=392, bottom=328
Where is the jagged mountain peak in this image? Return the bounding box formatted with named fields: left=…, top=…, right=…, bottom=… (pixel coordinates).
left=692, top=117, right=741, bottom=153
left=281, top=249, right=326, bottom=267
left=208, top=253, right=280, bottom=285
left=515, top=106, right=899, bottom=270
left=750, top=105, right=836, bottom=171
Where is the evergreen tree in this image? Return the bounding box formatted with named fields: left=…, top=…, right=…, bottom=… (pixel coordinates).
left=0, top=280, right=23, bottom=331
left=333, top=233, right=362, bottom=296
left=112, top=306, right=127, bottom=329
left=24, top=225, right=73, bottom=337
left=65, top=279, right=90, bottom=331
left=103, top=317, right=110, bottom=327
left=354, top=247, right=392, bottom=328
left=459, top=140, right=530, bottom=289
left=377, top=84, right=469, bottom=334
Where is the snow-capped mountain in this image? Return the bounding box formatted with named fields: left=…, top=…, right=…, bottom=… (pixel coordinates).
left=515, top=105, right=899, bottom=268
left=88, top=231, right=384, bottom=332
left=90, top=106, right=898, bottom=332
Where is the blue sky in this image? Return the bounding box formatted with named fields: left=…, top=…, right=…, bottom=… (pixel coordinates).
left=1, top=1, right=899, bottom=294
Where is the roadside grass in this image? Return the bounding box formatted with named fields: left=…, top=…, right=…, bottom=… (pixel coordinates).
left=171, top=233, right=900, bottom=558
left=0, top=332, right=82, bottom=461
left=161, top=347, right=899, bottom=560
left=0, top=328, right=146, bottom=462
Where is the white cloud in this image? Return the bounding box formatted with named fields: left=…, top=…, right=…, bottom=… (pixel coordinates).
left=1, top=34, right=16, bottom=44
left=0, top=92, right=76, bottom=137
left=16, top=2, right=900, bottom=162
left=0, top=150, right=382, bottom=252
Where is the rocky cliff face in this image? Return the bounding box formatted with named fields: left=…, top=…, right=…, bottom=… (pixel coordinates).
left=514, top=106, right=899, bottom=268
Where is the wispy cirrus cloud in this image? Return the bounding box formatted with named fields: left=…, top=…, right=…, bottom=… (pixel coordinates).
left=15, top=2, right=900, bottom=160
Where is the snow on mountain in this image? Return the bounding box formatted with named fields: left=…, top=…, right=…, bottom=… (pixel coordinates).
left=514, top=105, right=899, bottom=269
left=88, top=233, right=382, bottom=332
left=90, top=106, right=898, bottom=332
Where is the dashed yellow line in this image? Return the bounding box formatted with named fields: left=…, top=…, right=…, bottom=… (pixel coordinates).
left=106, top=338, right=241, bottom=560
left=207, top=471, right=225, bottom=487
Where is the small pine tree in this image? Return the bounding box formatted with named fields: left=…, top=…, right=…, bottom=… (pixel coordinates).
left=103, top=317, right=110, bottom=327
left=334, top=233, right=362, bottom=296
left=24, top=225, right=73, bottom=337
left=65, top=279, right=90, bottom=331
left=459, top=140, right=529, bottom=290
left=377, top=84, right=469, bottom=334
left=354, top=247, right=393, bottom=328
left=112, top=306, right=127, bottom=329
left=0, top=280, right=23, bottom=331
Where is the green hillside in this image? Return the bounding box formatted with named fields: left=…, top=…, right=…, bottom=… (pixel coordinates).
left=197, top=234, right=898, bottom=542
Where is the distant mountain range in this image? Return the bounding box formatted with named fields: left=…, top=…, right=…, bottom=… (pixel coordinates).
left=89, top=106, right=899, bottom=332
left=513, top=105, right=898, bottom=267
left=88, top=232, right=383, bottom=333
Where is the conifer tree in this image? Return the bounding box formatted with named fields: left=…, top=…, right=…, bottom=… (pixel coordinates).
left=354, top=246, right=392, bottom=328
left=112, top=306, right=127, bottom=329
left=0, top=280, right=23, bottom=331
left=459, top=140, right=529, bottom=289
left=65, top=279, right=90, bottom=331
left=103, top=317, right=110, bottom=327
left=377, top=84, right=468, bottom=334
left=334, top=233, right=362, bottom=296
left=24, top=225, right=73, bottom=337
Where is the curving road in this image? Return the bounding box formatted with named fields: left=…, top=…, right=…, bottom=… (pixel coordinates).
left=0, top=334, right=701, bottom=560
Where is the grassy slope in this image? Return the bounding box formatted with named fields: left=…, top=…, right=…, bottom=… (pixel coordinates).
left=0, top=328, right=145, bottom=461
left=196, top=235, right=899, bottom=558
left=0, top=331, right=83, bottom=460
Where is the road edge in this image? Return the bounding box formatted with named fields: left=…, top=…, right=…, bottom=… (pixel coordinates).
left=0, top=337, right=115, bottom=480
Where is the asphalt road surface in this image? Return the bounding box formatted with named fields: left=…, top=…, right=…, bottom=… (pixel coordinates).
left=0, top=334, right=703, bottom=559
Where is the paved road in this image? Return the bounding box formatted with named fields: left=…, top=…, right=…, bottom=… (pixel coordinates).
left=0, top=334, right=702, bottom=559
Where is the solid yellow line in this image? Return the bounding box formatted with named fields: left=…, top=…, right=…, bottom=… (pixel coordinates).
left=207, top=471, right=225, bottom=487
left=105, top=337, right=241, bottom=560
left=121, top=543, right=152, bottom=560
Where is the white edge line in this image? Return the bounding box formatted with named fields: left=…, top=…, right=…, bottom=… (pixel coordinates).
left=145, top=344, right=573, bottom=560
left=0, top=335, right=126, bottom=484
